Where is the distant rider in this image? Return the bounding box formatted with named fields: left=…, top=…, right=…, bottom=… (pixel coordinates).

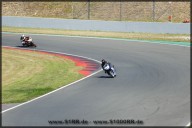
left=101, top=59, right=111, bottom=73
left=20, top=34, right=33, bottom=45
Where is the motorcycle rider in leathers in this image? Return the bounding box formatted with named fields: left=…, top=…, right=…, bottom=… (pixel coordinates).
left=101, top=59, right=110, bottom=73
left=20, top=34, right=33, bottom=45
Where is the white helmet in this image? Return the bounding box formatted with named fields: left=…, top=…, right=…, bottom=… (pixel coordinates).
left=21, top=34, right=26, bottom=40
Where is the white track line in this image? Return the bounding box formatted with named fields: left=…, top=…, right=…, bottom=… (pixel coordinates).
left=2, top=46, right=102, bottom=113
left=186, top=122, right=191, bottom=127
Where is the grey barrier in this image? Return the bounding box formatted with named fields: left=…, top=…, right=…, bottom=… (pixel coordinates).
left=2, top=16, right=190, bottom=34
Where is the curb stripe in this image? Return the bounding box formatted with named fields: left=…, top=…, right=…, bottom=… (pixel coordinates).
left=2, top=46, right=102, bottom=113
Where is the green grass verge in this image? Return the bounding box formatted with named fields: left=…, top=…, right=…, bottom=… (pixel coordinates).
left=2, top=26, right=190, bottom=43
left=2, top=48, right=83, bottom=103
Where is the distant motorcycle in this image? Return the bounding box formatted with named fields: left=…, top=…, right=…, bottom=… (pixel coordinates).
left=20, top=35, right=37, bottom=47
left=103, top=63, right=117, bottom=78
left=22, top=41, right=37, bottom=47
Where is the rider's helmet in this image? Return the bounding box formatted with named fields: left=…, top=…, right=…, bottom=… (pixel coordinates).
left=101, top=59, right=107, bottom=63
left=21, top=34, right=25, bottom=40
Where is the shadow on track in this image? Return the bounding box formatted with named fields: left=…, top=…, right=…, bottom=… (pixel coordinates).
left=97, top=76, right=114, bottom=78
left=16, top=46, right=37, bottom=49
left=16, top=46, right=26, bottom=48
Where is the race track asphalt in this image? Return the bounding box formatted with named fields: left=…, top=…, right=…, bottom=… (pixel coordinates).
left=2, top=33, right=190, bottom=126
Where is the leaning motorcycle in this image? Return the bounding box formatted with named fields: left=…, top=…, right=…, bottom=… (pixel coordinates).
left=22, top=41, right=37, bottom=47
left=103, top=63, right=117, bottom=78
left=20, top=36, right=37, bottom=47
